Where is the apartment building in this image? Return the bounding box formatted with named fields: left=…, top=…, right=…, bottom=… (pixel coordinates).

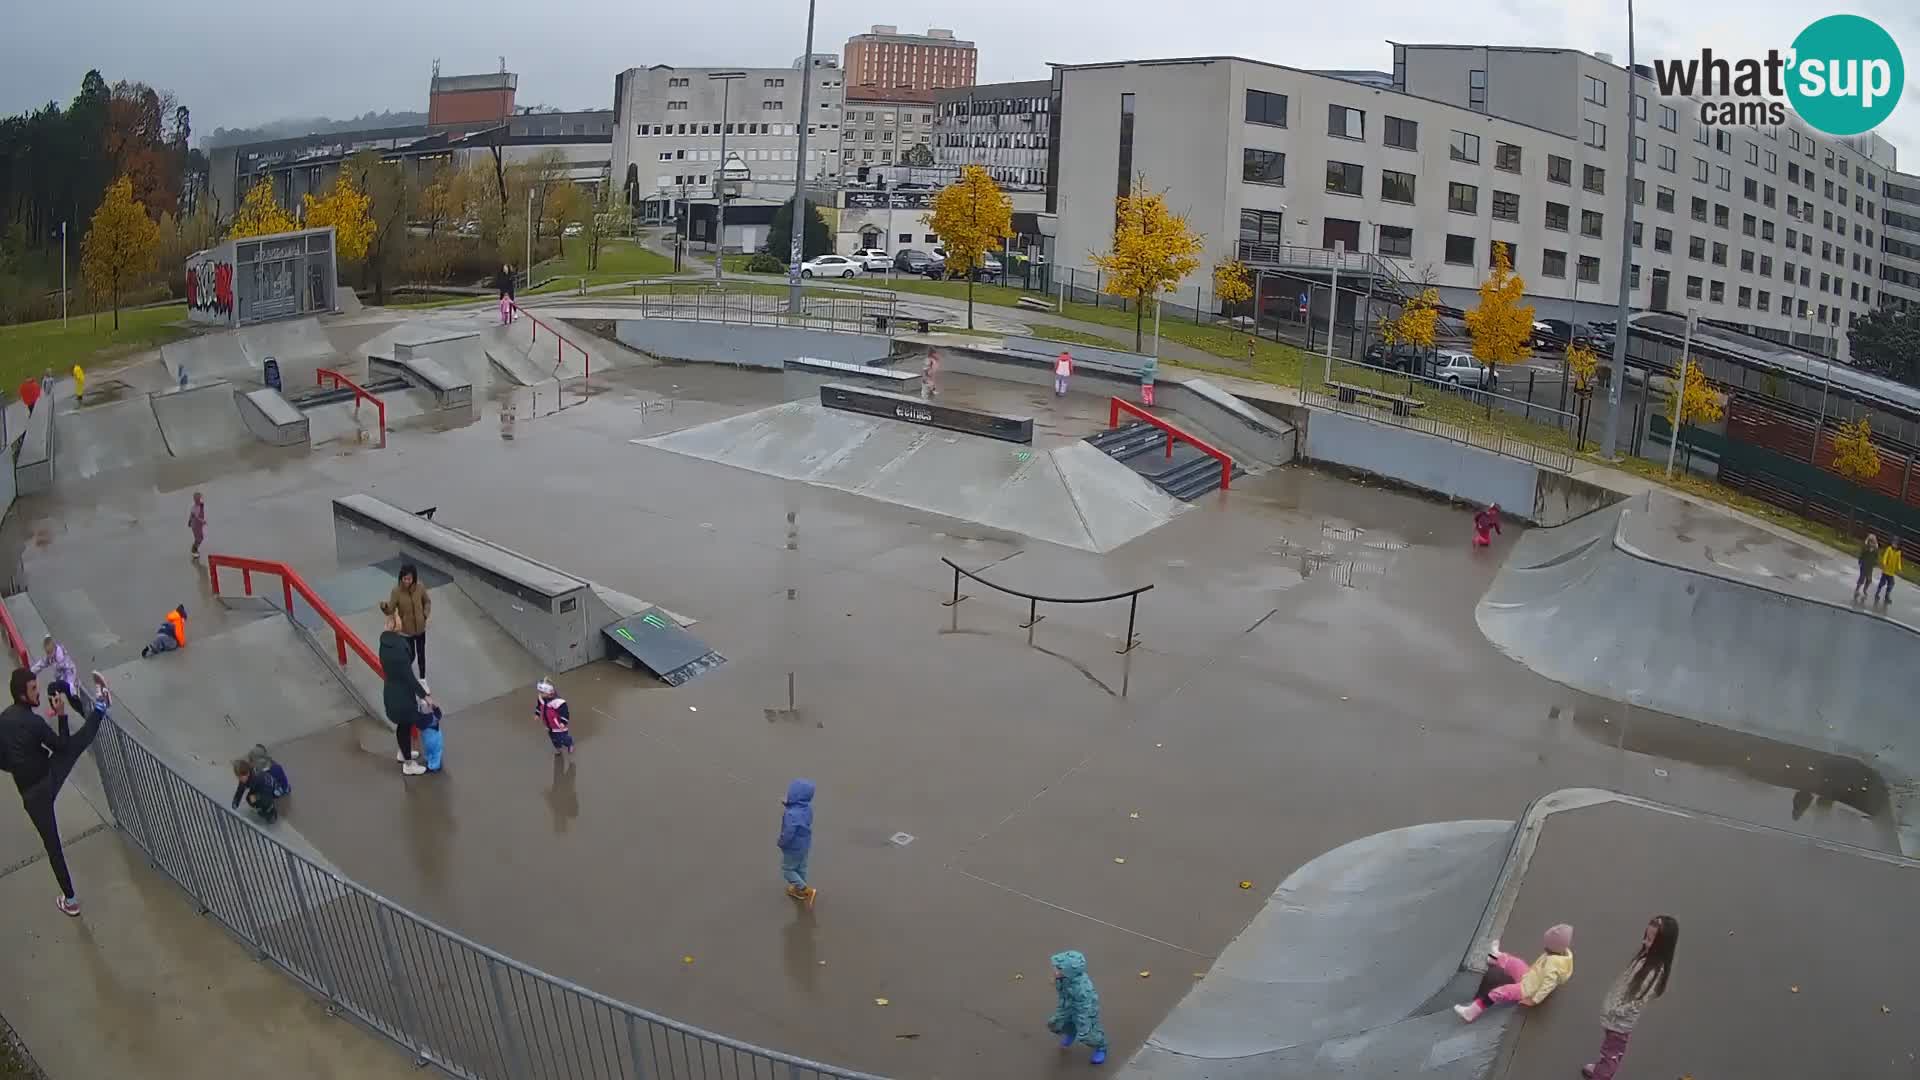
left=1882, top=171, right=1920, bottom=311
left=933, top=79, right=1052, bottom=190
left=610, top=60, right=845, bottom=222
left=842, top=26, right=976, bottom=92
left=1050, top=46, right=1912, bottom=363
left=840, top=87, right=937, bottom=174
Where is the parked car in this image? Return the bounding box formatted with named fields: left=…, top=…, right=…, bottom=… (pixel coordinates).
left=1534, top=319, right=1596, bottom=350
left=921, top=256, right=947, bottom=279
left=800, top=254, right=861, bottom=279
left=1365, top=341, right=1424, bottom=372
left=893, top=249, right=935, bottom=273
left=851, top=248, right=892, bottom=272
left=1431, top=350, right=1500, bottom=389
left=562, top=223, right=584, bottom=237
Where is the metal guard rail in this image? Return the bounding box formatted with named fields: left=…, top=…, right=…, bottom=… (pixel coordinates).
left=940, top=557, right=1154, bottom=653
left=508, top=300, right=591, bottom=384
left=1109, top=397, right=1234, bottom=492
left=0, top=593, right=28, bottom=668
left=206, top=555, right=384, bottom=678
left=315, top=368, right=387, bottom=448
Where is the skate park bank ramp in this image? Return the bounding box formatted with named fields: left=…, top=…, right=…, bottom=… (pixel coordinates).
left=330, top=494, right=704, bottom=681
left=160, top=316, right=336, bottom=387
left=53, top=382, right=300, bottom=482
left=1121, top=821, right=1514, bottom=1078
left=636, top=400, right=1191, bottom=553
left=1477, top=491, right=1920, bottom=855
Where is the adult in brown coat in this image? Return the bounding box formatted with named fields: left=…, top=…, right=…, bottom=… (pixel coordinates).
left=388, top=563, right=431, bottom=678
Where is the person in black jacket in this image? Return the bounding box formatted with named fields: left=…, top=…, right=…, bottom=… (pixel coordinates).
left=378, top=605, right=427, bottom=775
left=494, top=263, right=516, bottom=325
left=0, top=668, right=105, bottom=916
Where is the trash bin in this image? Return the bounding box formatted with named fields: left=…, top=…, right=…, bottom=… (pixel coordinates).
left=263, top=357, right=282, bottom=392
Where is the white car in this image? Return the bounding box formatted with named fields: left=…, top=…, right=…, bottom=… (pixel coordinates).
left=800, top=255, right=861, bottom=279
left=562, top=223, right=584, bottom=237
left=850, top=248, right=892, bottom=272
left=1431, top=350, right=1500, bottom=389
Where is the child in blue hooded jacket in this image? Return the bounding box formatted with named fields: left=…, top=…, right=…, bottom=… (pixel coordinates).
left=777, top=778, right=816, bottom=909
left=1048, top=949, right=1109, bottom=1065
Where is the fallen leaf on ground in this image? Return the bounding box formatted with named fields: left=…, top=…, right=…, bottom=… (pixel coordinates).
left=1013, top=973, right=1024, bottom=981
left=1139, top=970, right=1151, bottom=978
left=1113, top=857, right=1127, bottom=864
left=682, top=955, right=694, bottom=964
left=895, top=1033, right=921, bottom=1040
left=1790, top=985, right=1800, bottom=993
left=1240, top=880, right=1253, bottom=889
left=1129, top=812, right=1140, bottom=819
left=875, top=997, right=890, bottom=1007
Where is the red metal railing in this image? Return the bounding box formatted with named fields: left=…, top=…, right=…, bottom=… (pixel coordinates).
left=316, top=368, right=388, bottom=448
left=508, top=301, right=591, bottom=390
left=207, top=555, right=384, bottom=679
left=0, top=597, right=29, bottom=668
left=1108, top=397, right=1234, bottom=491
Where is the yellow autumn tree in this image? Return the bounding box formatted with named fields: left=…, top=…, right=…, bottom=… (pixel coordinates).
left=1093, top=179, right=1206, bottom=351
left=1566, top=341, right=1600, bottom=396
left=80, top=175, right=161, bottom=330
left=925, top=164, right=1014, bottom=329
left=1393, top=286, right=1441, bottom=355
left=229, top=178, right=298, bottom=238
left=1213, top=258, right=1253, bottom=310
left=1669, top=359, right=1724, bottom=428
left=1464, top=241, right=1535, bottom=384
left=1830, top=416, right=1882, bottom=484
left=303, top=170, right=375, bottom=262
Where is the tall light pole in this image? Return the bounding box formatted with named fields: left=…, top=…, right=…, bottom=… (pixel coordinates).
left=787, top=0, right=819, bottom=319
left=710, top=71, right=746, bottom=283
left=1601, top=0, right=1640, bottom=458
left=60, top=221, right=68, bottom=328
left=526, top=186, right=535, bottom=289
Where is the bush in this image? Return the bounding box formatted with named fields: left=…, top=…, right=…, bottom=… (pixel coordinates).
left=746, top=252, right=786, bottom=274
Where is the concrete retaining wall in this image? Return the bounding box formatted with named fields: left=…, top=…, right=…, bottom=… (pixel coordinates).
left=15, top=399, right=54, bottom=496
left=612, top=321, right=891, bottom=369
left=1305, top=410, right=1540, bottom=512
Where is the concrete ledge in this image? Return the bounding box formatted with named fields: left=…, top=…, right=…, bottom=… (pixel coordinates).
left=1004, top=334, right=1153, bottom=375
left=236, top=388, right=309, bottom=447
left=1156, top=378, right=1298, bottom=467
left=613, top=320, right=891, bottom=369
left=372, top=347, right=474, bottom=411
left=14, top=400, right=53, bottom=496
left=819, top=383, right=1033, bottom=443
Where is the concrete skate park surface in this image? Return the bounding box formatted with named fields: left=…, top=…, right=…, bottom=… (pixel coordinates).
left=1478, top=490, right=1920, bottom=855
left=7, top=355, right=1911, bottom=1078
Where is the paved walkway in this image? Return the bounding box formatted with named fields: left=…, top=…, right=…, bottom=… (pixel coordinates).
left=0, top=778, right=414, bottom=1078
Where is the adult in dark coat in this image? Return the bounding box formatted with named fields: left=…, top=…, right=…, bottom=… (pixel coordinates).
left=378, top=606, right=427, bottom=775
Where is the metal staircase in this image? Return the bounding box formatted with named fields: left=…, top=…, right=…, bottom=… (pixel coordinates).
left=1086, top=422, right=1244, bottom=501
left=1236, top=241, right=1466, bottom=336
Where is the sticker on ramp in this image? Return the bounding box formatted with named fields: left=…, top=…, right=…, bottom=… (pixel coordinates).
left=603, top=610, right=726, bottom=686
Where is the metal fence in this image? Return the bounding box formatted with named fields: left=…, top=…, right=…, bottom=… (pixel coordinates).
left=600, top=282, right=900, bottom=336
left=85, top=713, right=882, bottom=1080
left=1303, top=356, right=1578, bottom=473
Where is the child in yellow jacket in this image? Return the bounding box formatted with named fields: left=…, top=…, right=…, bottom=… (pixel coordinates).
left=1454, top=923, right=1573, bottom=1022
left=1874, top=539, right=1902, bottom=604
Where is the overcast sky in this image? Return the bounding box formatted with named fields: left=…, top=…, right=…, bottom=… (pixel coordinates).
left=3, top=0, right=1916, bottom=159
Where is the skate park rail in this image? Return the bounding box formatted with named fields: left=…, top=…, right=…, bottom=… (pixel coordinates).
left=315, top=368, right=387, bottom=448
left=206, top=555, right=384, bottom=677
left=1109, top=397, right=1234, bottom=492
left=940, top=557, right=1154, bottom=653
left=80, top=707, right=884, bottom=1080
left=0, top=591, right=28, bottom=666
left=507, top=300, right=590, bottom=384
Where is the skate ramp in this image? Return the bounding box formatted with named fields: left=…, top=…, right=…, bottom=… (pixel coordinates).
left=159, top=317, right=338, bottom=387
left=1478, top=492, right=1920, bottom=855
left=638, top=401, right=1189, bottom=553
left=56, top=397, right=171, bottom=481
left=305, top=389, right=437, bottom=447
left=160, top=332, right=251, bottom=386
left=1122, top=821, right=1513, bottom=1078
left=149, top=380, right=253, bottom=458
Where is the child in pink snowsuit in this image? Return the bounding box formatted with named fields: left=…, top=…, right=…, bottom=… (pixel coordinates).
left=1473, top=503, right=1502, bottom=547
left=188, top=492, right=207, bottom=556
left=500, top=294, right=514, bottom=325
left=1454, top=924, right=1574, bottom=1021
left=1054, top=351, right=1073, bottom=396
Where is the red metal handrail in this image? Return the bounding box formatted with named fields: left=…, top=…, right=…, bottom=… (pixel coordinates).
left=316, top=367, right=388, bottom=448
left=508, top=300, right=592, bottom=389
left=0, top=597, right=29, bottom=669
left=1108, top=397, right=1234, bottom=492
left=206, top=555, right=384, bottom=679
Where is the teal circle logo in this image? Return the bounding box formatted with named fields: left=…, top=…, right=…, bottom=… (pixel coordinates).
left=1786, top=15, right=1904, bottom=136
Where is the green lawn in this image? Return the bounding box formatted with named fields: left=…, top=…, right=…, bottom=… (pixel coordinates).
left=528, top=238, right=677, bottom=293
left=0, top=304, right=191, bottom=384
left=1026, top=324, right=1129, bottom=350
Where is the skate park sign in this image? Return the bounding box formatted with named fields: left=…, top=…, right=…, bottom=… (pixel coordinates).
left=819, top=383, right=1034, bottom=443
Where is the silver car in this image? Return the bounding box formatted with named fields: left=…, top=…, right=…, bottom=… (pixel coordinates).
left=1431, top=350, right=1500, bottom=389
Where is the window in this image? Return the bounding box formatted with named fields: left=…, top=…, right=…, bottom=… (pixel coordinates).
left=1659, top=104, right=1677, bottom=131
left=1712, top=241, right=1727, bottom=266
left=1763, top=185, right=1776, bottom=208
left=1239, top=208, right=1285, bottom=247
left=1634, top=136, right=1647, bottom=163
left=1738, top=286, right=1753, bottom=308
left=1492, top=190, right=1520, bottom=221
left=1695, top=122, right=1711, bottom=146
left=1448, top=181, right=1479, bottom=214
left=1780, top=294, right=1793, bottom=315
left=1245, top=89, right=1288, bottom=127
left=1325, top=160, right=1364, bottom=196
left=1380, top=169, right=1416, bottom=203
left=1656, top=186, right=1676, bottom=212
left=1635, top=94, right=1648, bottom=120
left=1743, top=213, right=1757, bottom=236
left=667, top=100, right=689, bottom=111
left=1468, top=69, right=1487, bottom=112
left=1632, top=179, right=1646, bottom=206
left=1710, top=280, right=1725, bottom=302
left=1583, top=164, right=1605, bottom=194
left=1744, top=177, right=1759, bottom=201
left=1714, top=204, right=1730, bottom=228
left=1545, top=201, right=1570, bottom=231
left=1384, top=116, right=1418, bottom=150
left=1542, top=249, right=1567, bottom=278
left=1578, top=255, right=1601, bottom=283
left=1548, top=155, right=1571, bottom=184
left=1694, top=157, right=1710, bottom=183
left=1632, top=221, right=1644, bottom=247
left=1715, top=129, right=1731, bottom=154
left=1378, top=225, right=1413, bottom=257
left=1765, top=150, right=1778, bottom=173
left=1689, top=235, right=1706, bottom=260
left=1658, top=145, right=1677, bottom=172
left=1584, top=119, right=1606, bottom=148
left=1495, top=142, right=1522, bottom=173
left=1691, top=196, right=1708, bottom=222
left=1450, top=131, right=1481, bottom=163
left=1631, top=263, right=1643, bottom=289
left=1328, top=104, right=1365, bottom=140
left=1445, top=234, right=1476, bottom=265
left=1117, top=93, right=1136, bottom=208
left=1687, top=275, right=1703, bottom=299
left=658, top=151, right=672, bottom=161
left=1583, top=74, right=1607, bottom=105
left=1789, top=161, right=1801, bottom=182
left=1758, top=289, right=1770, bottom=310
left=1654, top=227, right=1673, bottom=252
left=1745, top=142, right=1759, bottom=165
left=1242, top=148, right=1285, bottom=186
left=1582, top=209, right=1604, bottom=238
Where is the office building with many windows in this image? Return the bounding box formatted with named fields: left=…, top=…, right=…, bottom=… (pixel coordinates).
left=1049, top=45, right=1913, bottom=363
left=839, top=87, right=937, bottom=175
left=934, top=80, right=1052, bottom=190
left=842, top=26, right=976, bottom=92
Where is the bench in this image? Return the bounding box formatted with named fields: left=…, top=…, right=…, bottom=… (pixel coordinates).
left=869, top=313, right=935, bottom=334
left=1326, top=379, right=1426, bottom=418
left=1015, top=295, right=1056, bottom=312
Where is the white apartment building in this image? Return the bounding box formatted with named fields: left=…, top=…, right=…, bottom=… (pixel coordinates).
left=1050, top=46, right=1916, bottom=363
left=610, top=60, right=845, bottom=222
left=934, top=79, right=1052, bottom=190
left=1882, top=172, right=1920, bottom=311
left=840, top=87, right=937, bottom=174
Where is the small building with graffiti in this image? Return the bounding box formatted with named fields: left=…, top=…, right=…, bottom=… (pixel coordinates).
left=185, top=226, right=339, bottom=327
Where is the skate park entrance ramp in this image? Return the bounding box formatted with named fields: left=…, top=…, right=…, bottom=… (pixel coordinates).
left=1477, top=490, right=1920, bottom=855
left=54, top=380, right=299, bottom=483
left=160, top=316, right=336, bottom=387
left=636, top=399, right=1190, bottom=553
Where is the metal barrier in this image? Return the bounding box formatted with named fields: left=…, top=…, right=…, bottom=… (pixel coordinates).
left=1301, top=356, right=1579, bottom=474
left=206, top=555, right=383, bottom=676
left=0, top=589, right=29, bottom=668
left=1303, top=386, right=1576, bottom=473
left=316, top=368, right=388, bottom=449
left=940, top=557, right=1154, bottom=653
left=608, top=283, right=899, bottom=335
left=1108, top=397, right=1234, bottom=491
left=84, top=708, right=884, bottom=1080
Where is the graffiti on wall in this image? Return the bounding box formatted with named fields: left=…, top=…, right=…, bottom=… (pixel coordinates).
left=185, top=258, right=234, bottom=321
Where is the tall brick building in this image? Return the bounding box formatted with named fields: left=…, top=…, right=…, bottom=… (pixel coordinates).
left=428, top=70, right=517, bottom=129
left=842, top=26, right=976, bottom=92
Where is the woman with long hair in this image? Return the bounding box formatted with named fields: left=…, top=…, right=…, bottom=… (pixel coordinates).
left=1582, top=915, right=1679, bottom=1079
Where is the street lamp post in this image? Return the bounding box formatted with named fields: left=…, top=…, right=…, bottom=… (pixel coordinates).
left=1602, top=0, right=1641, bottom=458
left=526, top=187, right=534, bottom=290
left=787, top=0, right=819, bottom=319
left=710, top=71, right=746, bottom=283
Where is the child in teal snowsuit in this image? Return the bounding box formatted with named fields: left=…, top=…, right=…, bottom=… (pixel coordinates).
left=1047, top=950, right=1109, bottom=1065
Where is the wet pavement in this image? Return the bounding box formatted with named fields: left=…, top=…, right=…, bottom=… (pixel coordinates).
left=9, top=356, right=1905, bottom=1078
